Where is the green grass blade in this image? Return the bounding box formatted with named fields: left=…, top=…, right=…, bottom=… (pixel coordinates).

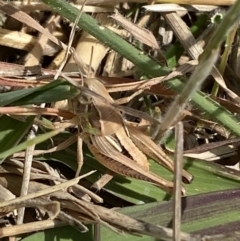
left=0, top=79, right=79, bottom=106
left=21, top=225, right=93, bottom=241
left=166, top=80, right=240, bottom=136
left=0, top=115, right=34, bottom=162
left=0, top=128, right=62, bottom=161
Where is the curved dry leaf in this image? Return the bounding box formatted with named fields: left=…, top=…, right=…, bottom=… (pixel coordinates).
left=111, top=10, right=160, bottom=51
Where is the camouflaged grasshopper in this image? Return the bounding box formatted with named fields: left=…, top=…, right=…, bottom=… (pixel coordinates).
left=65, top=75, right=193, bottom=195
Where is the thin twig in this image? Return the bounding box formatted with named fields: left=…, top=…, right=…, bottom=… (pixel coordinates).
left=17, top=125, right=38, bottom=224
left=0, top=220, right=65, bottom=238
left=173, top=122, right=184, bottom=241
left=54, top=0, right=86, bottom=80
left=94, top=223, right=101, bottom=241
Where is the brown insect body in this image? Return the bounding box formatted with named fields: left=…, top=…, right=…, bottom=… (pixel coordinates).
left=85, top=78, right=123, bottom=136
left=81, top=78, right=192, bottom=194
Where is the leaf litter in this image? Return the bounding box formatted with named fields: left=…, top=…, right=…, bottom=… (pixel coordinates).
left=0, top=0, right=240, bottom=240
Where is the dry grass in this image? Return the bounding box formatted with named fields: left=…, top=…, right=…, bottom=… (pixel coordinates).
left=0, top=1, right=240, bottom=240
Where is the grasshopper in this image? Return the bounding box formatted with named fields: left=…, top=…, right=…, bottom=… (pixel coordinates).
left=64, top=75, right=193, bottom=195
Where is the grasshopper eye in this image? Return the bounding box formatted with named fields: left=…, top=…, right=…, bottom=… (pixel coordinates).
left=78, top=94, right=92, bottom=105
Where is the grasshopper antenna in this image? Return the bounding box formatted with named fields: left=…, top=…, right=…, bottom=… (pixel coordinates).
left=87, top=46, right=95, bottom=79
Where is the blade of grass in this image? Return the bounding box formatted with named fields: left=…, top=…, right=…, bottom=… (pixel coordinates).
left=0, top=128, right=63, bottom=161
left=0, top=115, right=34, bottom=163
left=0, top=79, right=79, bottom=106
